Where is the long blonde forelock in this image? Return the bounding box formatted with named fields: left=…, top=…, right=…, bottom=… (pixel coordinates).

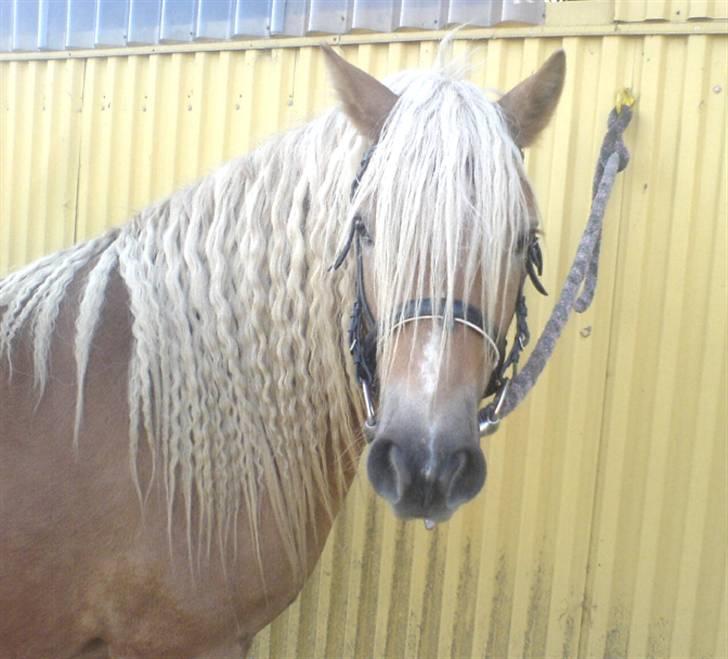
left=351, top=70, right=533, bottom=383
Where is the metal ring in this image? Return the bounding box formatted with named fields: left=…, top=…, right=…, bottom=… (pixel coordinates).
left=492, top=379, right=510, bottom=419
left=478, top=407, right=500, bottom=437
left=361, top=380, right=376, bottom=428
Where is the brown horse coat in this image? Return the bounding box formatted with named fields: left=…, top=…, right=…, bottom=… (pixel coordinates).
left=0, top=264, right=355, bottom=657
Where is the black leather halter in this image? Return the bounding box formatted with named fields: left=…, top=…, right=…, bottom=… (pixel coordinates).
left=332, top=145, right=546, bottom=441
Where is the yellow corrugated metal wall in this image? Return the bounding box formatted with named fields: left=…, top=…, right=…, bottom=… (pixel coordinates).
left=1, top=18, right=725, bottom=659
left=613, top=0, right=728, bottom=22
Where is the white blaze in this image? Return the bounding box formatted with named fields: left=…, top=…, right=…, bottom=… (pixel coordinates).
left=419, top=328, right=442, bottom=400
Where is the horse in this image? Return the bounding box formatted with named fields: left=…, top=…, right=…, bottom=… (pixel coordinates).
left=0, top=44, right=565, bottom=657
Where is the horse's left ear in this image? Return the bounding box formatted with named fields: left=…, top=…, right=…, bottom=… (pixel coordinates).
left=321, top=44, right=399, bottom=142
left=498, top=50, right=566, bottom=148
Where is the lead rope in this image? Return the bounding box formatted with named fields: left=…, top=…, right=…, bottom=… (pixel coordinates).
left=479, top=97, right=635, bottom=432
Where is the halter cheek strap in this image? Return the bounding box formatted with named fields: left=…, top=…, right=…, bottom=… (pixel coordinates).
left=334, top=144, right=545, bottom=442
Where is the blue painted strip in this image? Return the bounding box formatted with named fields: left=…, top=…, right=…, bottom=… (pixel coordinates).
left=1, top=0, right=545, bottom=52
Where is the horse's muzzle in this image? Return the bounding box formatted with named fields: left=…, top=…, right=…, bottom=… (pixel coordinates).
left=367, top=433, right=486, bottom=521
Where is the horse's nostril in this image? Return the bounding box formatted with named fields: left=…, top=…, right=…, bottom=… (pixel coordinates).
left=449, top=450, right=468, bottom=484
left=446, top=447, right=486, bottom=509
left=367, top=440, right=409, bottom=505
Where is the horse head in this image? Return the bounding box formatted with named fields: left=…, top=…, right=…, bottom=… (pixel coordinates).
left=324, top=45, right=565, bottom=523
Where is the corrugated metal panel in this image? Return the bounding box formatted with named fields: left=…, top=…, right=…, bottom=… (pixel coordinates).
left=0, top=0, right=545, bottom=53
left=0, top=32, right=725, bottom=659
left=0, top=58, right=84, bottom=271
left=614, top=0, right=728, bottom=22
left=577, top=33, right=727, bottom=659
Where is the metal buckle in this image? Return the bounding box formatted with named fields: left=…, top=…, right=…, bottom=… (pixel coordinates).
left=478, top=380, right=510, bottom=438
left=478, top=414, right=500, bottom=437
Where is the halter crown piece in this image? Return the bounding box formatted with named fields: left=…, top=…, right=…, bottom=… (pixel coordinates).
left=333, top=100, right=632, bottom=442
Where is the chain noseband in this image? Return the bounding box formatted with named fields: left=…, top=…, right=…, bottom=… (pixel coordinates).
left=333, top=145, right=546, bottom=441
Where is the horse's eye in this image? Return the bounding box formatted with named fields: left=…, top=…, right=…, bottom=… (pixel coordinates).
left=360, top=224, right=374, bottom=246
left=514, top=232, right=532, bottom=254
left=354, top=216, right=374, bottom=245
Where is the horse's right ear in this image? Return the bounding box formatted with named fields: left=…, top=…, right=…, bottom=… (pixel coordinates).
left=321, top=44, right=398, bottom=142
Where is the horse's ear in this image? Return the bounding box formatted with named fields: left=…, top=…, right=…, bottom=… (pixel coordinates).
left=321, top=44, right=398, bottom=142
left=498, top=50, right=566, bottom=148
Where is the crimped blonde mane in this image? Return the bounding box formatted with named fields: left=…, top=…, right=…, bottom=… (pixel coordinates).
left=0, top=57, right=533, bottom=578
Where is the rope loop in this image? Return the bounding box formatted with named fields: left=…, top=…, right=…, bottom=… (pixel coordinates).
left=480, top=102, right=634, bottom=426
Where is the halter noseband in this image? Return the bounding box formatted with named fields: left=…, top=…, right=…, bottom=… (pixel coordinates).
left=333, top=145, right=546, bottom=441
left=390, top=298, right=501, bottom=362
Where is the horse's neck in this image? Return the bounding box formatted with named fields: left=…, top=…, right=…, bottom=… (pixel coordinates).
left=154, top=117, right=366, bottom=568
